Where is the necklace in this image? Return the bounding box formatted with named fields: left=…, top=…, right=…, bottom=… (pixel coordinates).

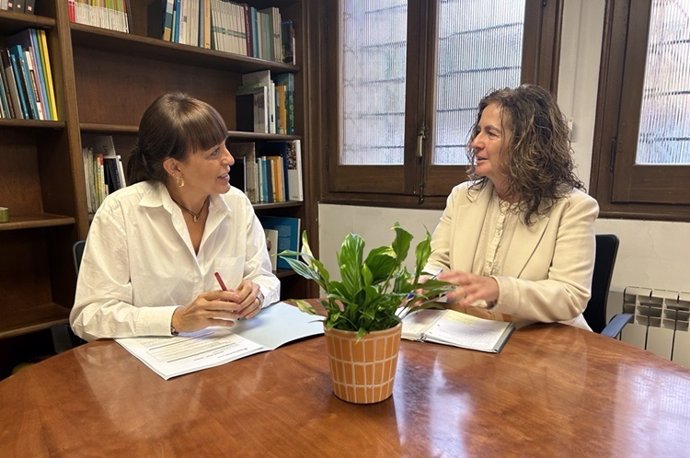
left=171, top=196, right=209, bottom=223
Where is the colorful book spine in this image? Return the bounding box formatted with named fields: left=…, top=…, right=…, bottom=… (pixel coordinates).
left=37, top=29, right=58, bottom=120
left=7, top=46, right=32, bottom=119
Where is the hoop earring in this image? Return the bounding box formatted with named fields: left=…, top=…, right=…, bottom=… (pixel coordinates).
left=176, top=175, right=185, bottom=188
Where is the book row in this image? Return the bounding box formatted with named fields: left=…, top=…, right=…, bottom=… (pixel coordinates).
left=229, top=140, right=303, bottom=205
left=157, top=0, right=294, bottom=64
left=68, top=0, right=131, bottom=33
left=237, top=69, right=294, bottom=135
left=80, top=135, right=302, bottom=214
left=0, top=28, right=58, bottom=120
left=82, top=134, right=127, bottom=215
left=0, top=0, right=35, bottom=14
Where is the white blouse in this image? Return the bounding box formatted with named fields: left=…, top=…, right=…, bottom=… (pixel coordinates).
left=70, top=181, right=280, bottom=341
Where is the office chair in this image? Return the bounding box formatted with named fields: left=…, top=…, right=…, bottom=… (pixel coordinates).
left=51, top=241, right=87, bottom=352
left=73, top=240, right=86, bottom=274
left=583, top=234, right=633, bottom=338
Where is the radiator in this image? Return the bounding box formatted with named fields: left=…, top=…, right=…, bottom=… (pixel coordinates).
left=620, top=287, right=690, bottom=368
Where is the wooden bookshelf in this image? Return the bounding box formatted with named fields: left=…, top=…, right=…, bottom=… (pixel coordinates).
left=0, top=0, right=315, bottom=349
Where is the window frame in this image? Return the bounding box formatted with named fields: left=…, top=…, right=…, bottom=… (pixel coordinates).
left=590, top=0, right=690, bottom=221
left=321, top=0, right=564, bottom=208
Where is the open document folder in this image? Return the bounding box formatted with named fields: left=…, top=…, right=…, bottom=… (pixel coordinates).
left=116, top=302, right=324, bottom=380
left=402, top=308, right=514, bottom=353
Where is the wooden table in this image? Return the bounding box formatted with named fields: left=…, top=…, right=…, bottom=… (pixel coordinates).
left=2, top=324, right=690, bottom=457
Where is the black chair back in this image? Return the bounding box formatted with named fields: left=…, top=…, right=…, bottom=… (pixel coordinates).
left=73, top=240, right=85, bottom=274
left=584, top=234, right=620, bottom=333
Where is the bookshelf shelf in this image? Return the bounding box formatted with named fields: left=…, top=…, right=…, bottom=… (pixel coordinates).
left=70, top=23, right=300, bottom=74
left=0, top=214, right=75, bottom=231
left=254, top=201, right=303, bottom=211
left=275, top=269, right=299, bottom=279
left=0, top=119, right=65, bottom=130
left=80, top=123, right=301, bottom=142
left=0, top=11, right=55, bottom=32
left=80, top=123, right=138, bottom=134
left=228, top=131, right=301, bottom=141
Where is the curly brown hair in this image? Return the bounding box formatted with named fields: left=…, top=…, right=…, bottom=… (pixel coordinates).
left=465, top=84, right=584, bottom=225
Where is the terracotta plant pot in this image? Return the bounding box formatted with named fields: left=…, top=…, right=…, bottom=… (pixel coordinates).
left=323, top=323, right=402, bottom=404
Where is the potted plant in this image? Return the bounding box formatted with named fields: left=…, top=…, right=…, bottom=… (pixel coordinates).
left=281, top=223, right=452, bottom=404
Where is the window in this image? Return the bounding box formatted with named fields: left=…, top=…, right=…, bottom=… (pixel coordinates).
left=323, top=0, right=563, bottom=206
left=591, top=0, right=690, bottom=220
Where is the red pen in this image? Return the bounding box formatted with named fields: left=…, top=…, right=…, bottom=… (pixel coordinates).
left=214, top=271, right=228, bottom=291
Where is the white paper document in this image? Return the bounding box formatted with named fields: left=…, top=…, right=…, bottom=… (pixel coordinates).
left=402, top=309, right=514, bottom=353
left=116, top=302, right=324, bottom=380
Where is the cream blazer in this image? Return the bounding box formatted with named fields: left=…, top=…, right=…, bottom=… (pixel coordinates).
left=426, top=181, right=599, bottom=329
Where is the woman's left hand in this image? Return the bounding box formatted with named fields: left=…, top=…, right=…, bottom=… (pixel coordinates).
left=438, top=270, right=499, bottom=308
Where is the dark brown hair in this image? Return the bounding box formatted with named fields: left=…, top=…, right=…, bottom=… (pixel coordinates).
left=465, top=84, right=584, bottom=224
left=127, top=92, right=227, bottom=184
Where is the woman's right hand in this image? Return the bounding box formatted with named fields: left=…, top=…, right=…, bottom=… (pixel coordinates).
left=171, top=290, right=247, bottom=333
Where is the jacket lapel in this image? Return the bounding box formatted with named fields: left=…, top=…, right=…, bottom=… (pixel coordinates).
left=504, top=213, right=550, bottom=277
left=452, top=185, right=493, bottom=272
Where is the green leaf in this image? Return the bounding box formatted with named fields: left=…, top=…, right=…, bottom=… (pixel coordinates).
left=337, top=233, right=365, bottom=298
left=364, top=248, right=398, bottom=284
left=413, top=230, right=433, bottom=279
left=390, top=223, right=413, bottom=263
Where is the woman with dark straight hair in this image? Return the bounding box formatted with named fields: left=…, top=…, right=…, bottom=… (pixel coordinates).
left=71, top=92, right=279, bottom=341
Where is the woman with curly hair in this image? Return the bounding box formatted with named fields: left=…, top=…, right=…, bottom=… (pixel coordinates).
left=425, top=84, right=599, bottom=329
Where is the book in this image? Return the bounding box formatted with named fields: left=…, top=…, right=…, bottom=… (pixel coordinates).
left=240, top=70, right=275, bottom=133
left=264, top=228, right=279, bottom=271
left=37, top=29, right=58, bottom=120
left=272, top=72, right=294, bottom=134
left=281, top=20, right=295, bottom=65
left=116, top=302, right=324, bottom=380
left=1, top=50, right=22, bottom=119
left=286, top=140, right=303, bottom=201
left=6, top=47, right=32, bottom=119
left=229, top=156, right=245, bottom=193
left=236, top=86, right=268, bottom=133
left=0, top=60, right=11, bottom=118
left=228, top=142, right=257, bottom=202
left=258, top=215, right=300, bottom=270
left=402, top=309, right=514, bottom=353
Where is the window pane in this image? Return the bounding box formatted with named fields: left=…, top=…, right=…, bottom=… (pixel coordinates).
left=341, top=0, right=408, bottom=165
left=433, top=0, right=525, bottom=165
left=636, top=0, right=690, bottom=165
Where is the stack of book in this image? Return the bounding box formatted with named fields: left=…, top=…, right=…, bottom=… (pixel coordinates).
left=228, top=139, right=302, bottom=205
left=82, top=134, right=127, bottom=215
left=0, top=0, right=36, bottom=14
left=68, top=0, right=131, bottom=33
left=0, top=28, right=58, bottom=120
left=156, top=0, right=295, bottom=64
left=236, top=70, right=295, bottom=135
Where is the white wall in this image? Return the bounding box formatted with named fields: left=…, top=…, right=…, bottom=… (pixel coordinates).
left=317, top=1, right=690, bottom=364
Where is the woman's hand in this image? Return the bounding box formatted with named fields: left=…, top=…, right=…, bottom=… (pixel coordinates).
left=438, top=270, right=499, bottom=308
left=171, top=280, right=263, bottom=333
left=231, top=280, right=263, bottom=320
